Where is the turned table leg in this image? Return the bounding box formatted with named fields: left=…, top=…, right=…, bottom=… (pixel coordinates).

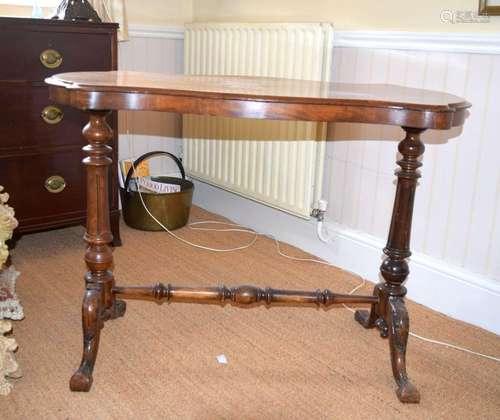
left=70, top=111, right=126, bottom=392
left=355, top=127, right=425, bottom=403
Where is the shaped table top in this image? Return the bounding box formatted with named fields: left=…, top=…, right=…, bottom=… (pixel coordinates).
left=46, top=71, right=470, bottom=129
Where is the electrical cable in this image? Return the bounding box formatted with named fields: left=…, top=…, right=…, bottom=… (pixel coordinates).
left=129, top=163, right=500, bottom=364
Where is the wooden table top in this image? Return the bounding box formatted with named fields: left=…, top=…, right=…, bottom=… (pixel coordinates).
left=46, top=71, right=470, bottom=129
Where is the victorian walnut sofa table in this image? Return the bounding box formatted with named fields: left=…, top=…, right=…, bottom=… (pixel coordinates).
left=45, top=71, right=470, bottom=404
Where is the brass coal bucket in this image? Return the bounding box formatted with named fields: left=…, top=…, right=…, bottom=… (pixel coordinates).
left=120, top=151, right=194, bottom=231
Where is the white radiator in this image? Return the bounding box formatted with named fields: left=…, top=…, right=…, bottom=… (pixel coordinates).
left=182, top=23, right=334, bottom=218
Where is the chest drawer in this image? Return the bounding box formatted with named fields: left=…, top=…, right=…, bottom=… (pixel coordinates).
left=0, top=29, right=112, bottom=81
left=0, top=17, right=120, bottom=241
left=0, top=149, right=86, bottom=223
left=0, top=84, right=87, bottom=151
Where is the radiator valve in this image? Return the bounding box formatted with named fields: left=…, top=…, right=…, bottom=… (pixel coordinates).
left=312, top=199, right=332, bottom=243
left=311, top=199, right=328, bottom=221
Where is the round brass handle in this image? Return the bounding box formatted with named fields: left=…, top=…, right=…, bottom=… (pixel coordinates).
left=41, top=105, right=64, bottom=124
left=45, top=175, right=66, bottom=194
left=39, top=49, right=63, bottom=69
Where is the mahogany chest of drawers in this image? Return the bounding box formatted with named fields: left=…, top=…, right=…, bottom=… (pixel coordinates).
left=0, top=17, right=121, bottom=245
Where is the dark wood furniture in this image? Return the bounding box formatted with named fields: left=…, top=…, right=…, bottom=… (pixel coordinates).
left=46, top=71, right=470, bottom=403
left=479, top=0, right=500, bottom=15
left=0, top=17, right=121, bottom=245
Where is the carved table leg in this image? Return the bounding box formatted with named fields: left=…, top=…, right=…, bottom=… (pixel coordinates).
left=355, top=127, right=425, bottom=403
left=69, top=286, right=102, bottom=391
left=70, top=111, right=126, bottom=392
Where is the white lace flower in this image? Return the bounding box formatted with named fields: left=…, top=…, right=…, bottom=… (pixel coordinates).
left=0, top=187, right=17, bottom=268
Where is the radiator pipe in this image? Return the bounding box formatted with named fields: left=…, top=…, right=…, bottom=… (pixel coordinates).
left=313, top=199, right=333, bottom=244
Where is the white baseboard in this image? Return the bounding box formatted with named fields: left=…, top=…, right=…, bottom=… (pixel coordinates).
left=192, top=180, right=500, bottom=336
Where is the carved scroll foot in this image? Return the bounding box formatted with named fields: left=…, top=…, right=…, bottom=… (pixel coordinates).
left=70, top=370, right=93, bottom=392
left=396, top=380, right=420, bottom=404
left=354, top=284, right=388, bottom=338
left=70, top=287, right=103, bottom=392
left=388, top=296, right=420, bottom=403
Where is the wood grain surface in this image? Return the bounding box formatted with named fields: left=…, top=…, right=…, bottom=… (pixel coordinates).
left=46, top=71, right=470, bottom=129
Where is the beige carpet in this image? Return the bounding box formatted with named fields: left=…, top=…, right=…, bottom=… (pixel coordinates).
left=2, top=206, right=499, bottom=419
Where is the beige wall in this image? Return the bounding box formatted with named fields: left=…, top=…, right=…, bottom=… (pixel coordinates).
left=193, top=0, right=500, bottom=32
left=126, top=0, right=192, bottom=26
left=0, top=0, right=193, bottom=25
left=2, top=1, right=498, bottom=31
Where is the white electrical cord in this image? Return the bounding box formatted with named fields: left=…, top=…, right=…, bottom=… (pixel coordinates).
left=129, top=165, right=500, bottom=364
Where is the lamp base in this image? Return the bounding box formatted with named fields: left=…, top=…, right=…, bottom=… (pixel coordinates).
left=51, top=0, right=102, bottom=22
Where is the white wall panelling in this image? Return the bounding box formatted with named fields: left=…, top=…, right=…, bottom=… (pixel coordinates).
left=117, top=29, right=184, bottom=176
left=116, top=26, right=500, bottom=334
left=326, top=47, right=500, bottom=282
left=321, top=44, right=500, bottom=334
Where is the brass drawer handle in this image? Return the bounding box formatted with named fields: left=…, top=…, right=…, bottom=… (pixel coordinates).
left=40, top=49, right=63, bottom=69
left=41, top=105, right=64, bottom=124
left=45, top=175, right=66, bottom=193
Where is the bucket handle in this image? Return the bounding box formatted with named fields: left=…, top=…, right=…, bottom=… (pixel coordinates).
left=124, top=151, right=186, bottom=192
